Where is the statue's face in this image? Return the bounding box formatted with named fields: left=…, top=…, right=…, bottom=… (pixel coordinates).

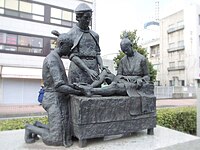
left=121, top=43, right=133, bottom=57
left=77, top=12, right=92, bottom=30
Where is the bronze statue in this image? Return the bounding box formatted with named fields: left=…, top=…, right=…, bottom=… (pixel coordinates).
left=24, top=33, right=83, bottom=147
left=76, top=37, right=152, bottom=97
left=67, top=3, right=104, bottom=85
left=24, top=3, right=156, bottom=148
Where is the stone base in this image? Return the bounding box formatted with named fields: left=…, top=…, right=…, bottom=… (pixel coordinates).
left=0, top=126, right=200, bottom=150
left=70, top=95, right=156, bottom=147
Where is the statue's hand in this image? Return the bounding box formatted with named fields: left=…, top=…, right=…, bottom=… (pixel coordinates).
left=87, top=69, right=99, bottom=81
left=136, top=78, right=143, bottom=88
left=120, top=76, right=130, bottom=82
left=101, top=66, right=111, bottom=74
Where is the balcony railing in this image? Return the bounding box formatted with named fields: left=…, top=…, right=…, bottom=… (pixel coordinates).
left=167, top=46, right=185, bottom=52
left=167, top=25, right=184, bottom=34
left=167, top=66, right=185, bottom=71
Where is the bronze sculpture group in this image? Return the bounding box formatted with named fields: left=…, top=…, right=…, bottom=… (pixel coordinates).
left=24, top=3, right=156, bottom=148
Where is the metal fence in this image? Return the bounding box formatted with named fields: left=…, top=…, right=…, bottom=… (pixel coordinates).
left=154, top=86, right=196, bottom=99
left=154, top=86, right=174, bottom=99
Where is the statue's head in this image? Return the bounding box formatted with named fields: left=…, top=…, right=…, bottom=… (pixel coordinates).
left=120, top=37, right=134, bottom=57
left=75, top=3, right=92, bottom=30
left=57, top=33, right=73, bottom=56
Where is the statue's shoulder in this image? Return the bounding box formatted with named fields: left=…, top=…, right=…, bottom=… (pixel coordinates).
left=135, top=52, right=146, bottom=60
left=120, top=55, right=127, bottom=63
left=90, top=29, right=99, bottom=39
left=67, top=26, right=78, bottom=36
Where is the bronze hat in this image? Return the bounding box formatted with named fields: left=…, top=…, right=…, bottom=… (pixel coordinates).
left=75, top=3, right=92, bottom=13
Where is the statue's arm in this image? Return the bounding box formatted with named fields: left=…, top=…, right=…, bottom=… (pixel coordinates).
left=141, top=58, right=150, bottom=82
left=48, top=60, right=81, bottom=95
left=117, top=60, right=123, bottom=75
left=70, top=55, right=98, bottom=81
left=96, top=55, right=104, bottom=71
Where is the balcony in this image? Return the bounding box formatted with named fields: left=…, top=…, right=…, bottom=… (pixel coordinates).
left=167, top=46, right=185, bottom=52
left=167, top=66, right=185, bottom=71
left=167, top=25, right=184, bottom=34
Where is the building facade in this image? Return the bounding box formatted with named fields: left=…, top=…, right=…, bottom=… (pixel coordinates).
left=0, top=0, right=114, bottom=104
left=143, top=3, right=200, bottom=87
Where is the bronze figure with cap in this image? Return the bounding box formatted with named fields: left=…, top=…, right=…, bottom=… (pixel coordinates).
left=67, top=3, right=104, bottom=85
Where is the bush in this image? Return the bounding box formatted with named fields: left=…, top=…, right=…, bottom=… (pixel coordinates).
left=0, top=107, right=197, bottom=135
left=0, top=116, right=48, bottom=131
left=157, top=107, right=196, bottom=135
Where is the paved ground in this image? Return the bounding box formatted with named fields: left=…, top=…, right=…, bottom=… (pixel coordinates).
left=0, top=98, right=197, bottom=119
left=0, top=126, right=199, bottom=150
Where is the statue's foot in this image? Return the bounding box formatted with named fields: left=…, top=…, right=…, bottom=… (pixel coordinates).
left=32, top=133, right=39, bottom=140
left=25, top=125, right=35, bottom=144
left=64, top=139, right=73, bottom=147
left=34, top=121, right=43, bottom=128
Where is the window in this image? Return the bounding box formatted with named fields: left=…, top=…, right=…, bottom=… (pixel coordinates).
left=168, top=32, right=175, bottom=43
left=0, top=33, right=6, bottom=43
left=18, top=35, right=31, bottom=46
left=32, top=3, right=44, bottom=15
left=18, top=35, right=43, bottom=48
left=50, top=39, right=57, bottom=49
left=51, top=7, right=73, bottom=26
left=153, top=64, right=160, bottom=72
left=0, top=32, right=44, bottom=54
left=199, top=15, right=200, bottom=25
left=178, top=60, right=184, bottom=66
left=168, top=24, right=175, bottom=29
left=169, top=62, right=175, bottom=68
left=169, top=80, right=174, bottom=86
left=177, top=40, right=184, bottom=47
left=178, top=51, right=184, bottom=60
left=0, top=0, right=4, bottom=7
left=51, top=8, right=61, bottom=19
left=2, top=0, right=44, bottom=21
left=169, top=43, right=175, bottom=49
left=177, top=20, right=183, bottom=27
left=5, top=0, right=18, bottom=11
left=73, top=12, right=77, bottom=22
left=6, top=34, right=17, bottom=45
left=84, top=0, right=93, bottom=2
left=19, top=1, right=32, bottom=13
left=199, top=35, right=200, bottom=46
left=180, top=80, right=185, bottom=86
left=199, top=57, right=200, bottom=68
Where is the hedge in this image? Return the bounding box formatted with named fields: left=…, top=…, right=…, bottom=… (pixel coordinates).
left=0, top=116, right=48, bottom=131
left=157, top=106, right=196, bottom=135
left=0, top=107, right=197, bottom=135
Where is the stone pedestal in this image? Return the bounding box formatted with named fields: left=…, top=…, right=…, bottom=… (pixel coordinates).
left=70, top=95, right=156, bottom=147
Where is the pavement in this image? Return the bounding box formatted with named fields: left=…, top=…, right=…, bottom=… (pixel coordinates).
left=0, top=98, right=197, bottom=119
left=0, top=126, right=200, bottom=150
left=0, top=98, right=199, bottom=149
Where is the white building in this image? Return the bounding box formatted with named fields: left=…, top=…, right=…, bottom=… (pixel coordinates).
left=143, top=2, right=200, bottom=87
left=0, top=0, right=114, bottom=104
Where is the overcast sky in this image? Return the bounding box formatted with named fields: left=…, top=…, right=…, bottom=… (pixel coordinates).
left=95, top=0, right=200, bottom=59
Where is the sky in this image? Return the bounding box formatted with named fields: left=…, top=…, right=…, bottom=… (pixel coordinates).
left=95, top=0, right=200, bottom=59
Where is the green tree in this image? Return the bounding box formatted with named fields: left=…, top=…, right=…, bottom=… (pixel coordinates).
left=113, top=30, right=157, bottom=82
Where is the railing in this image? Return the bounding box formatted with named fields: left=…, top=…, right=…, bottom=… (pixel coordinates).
left=167, top=25, right=184, bottom=33
left=167, top=66, right=185, bottom=71
left=154, top=86, right=196, bottom=99
left=167, top=46, right=185, bottom=52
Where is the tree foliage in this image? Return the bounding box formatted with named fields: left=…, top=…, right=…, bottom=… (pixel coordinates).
left=113, top=30, right=157, bottom=82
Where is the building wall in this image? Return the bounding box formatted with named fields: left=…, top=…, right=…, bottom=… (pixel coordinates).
left=143, top=3, right=200, bottom=87
left=160, top=10, right=185, bottom=86
left=184, top=3, right=200, bottom=86
left=0, top=0, right=113, bottom=104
